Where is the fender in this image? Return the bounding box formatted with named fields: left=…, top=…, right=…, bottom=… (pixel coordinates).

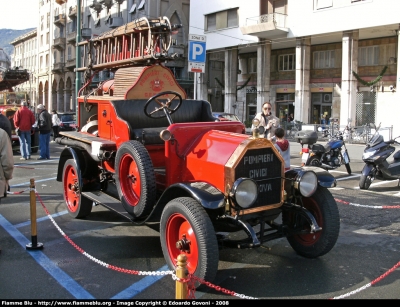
left=361, top=163, right=375, bottom=176
left=56, top=147, right=86, bottom=186
left=285, top=166, right=336, bottom=188
left=157, top=182, right=225, bottom=211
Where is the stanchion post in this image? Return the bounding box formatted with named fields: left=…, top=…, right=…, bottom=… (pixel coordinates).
left=175, top=254, right=188, bottom=299
left=26, top=178, right=44, bottom=250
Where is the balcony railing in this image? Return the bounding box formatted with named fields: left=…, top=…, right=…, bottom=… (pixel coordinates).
left=67, top=32, right=77, bottom=42
left=53, top=37, right=66, bottom=49
left=65, top=58, right=76, bottom=70
left=245, top=13, right=288, bottom=28
left=54, top=14, right=66, bottom=26
left=52, top=62, right=64, bottom=73
left=68, top=5, right=77, bottom=18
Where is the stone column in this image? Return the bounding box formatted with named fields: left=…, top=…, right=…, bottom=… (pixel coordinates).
left=64, top=90, right=71, bottom=112
left=224, top=48, right=238, bottom=113
left=52, top=91, right=59, bottom=111
left=257, top=40, right=271, bottom=112
left=71, top=84, right=76, bottom=112
left=340, top=30, right=359, bottom=127
left=57, top=91, right=63, bottom=111
left=197, top=70, right=208, bottom=101
left=295, top=36, right=311, bottom=123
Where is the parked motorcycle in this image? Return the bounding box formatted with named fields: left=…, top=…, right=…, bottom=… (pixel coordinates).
left=359, top=123, right=400, bottom=190
left=298, top=127, right=352, bottom=175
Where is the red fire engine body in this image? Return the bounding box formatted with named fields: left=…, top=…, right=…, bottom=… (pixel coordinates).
left=56, top=16, right=340, bottom=286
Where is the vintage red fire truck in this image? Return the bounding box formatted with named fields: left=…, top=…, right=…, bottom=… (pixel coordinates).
left=56, top=16, right=340, bottom=286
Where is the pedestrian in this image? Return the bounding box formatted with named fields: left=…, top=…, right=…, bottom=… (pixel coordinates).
left=251, top=101, right=280, bottom=140
left=274, top=127, right=291, bottom=171
left=51, top=110, right=61, bottom=142
left=0, top=112, right=12, bottom=140
left=0, top=127, right=14, bottom=253
left=13, top=100, right=35, bottom=160
left=287, top=113, right=294, bottom=122
left=36, top=104, right=52, bottom=160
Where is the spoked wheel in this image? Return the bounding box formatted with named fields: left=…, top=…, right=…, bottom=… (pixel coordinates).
left=160, top=197, right=219, bottom=288
left=144, top=91, right=183, bottom=123
left=115, top=141, right=156, bottom=219
left=62, top=159, right=92, bottom=218
left=359, top=174, right=373, bottom=190
left=282, top=187, right=340, bottom=258
left=306, top=155, right=321, bottom=167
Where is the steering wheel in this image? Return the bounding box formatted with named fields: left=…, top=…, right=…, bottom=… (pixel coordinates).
left=144, top=91, right=183, bottom=125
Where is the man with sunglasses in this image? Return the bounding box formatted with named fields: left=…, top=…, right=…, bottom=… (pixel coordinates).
left=251, top=101, right=280, bottom=140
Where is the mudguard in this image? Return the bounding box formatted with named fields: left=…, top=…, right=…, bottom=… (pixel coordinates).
left=157, top=182, right=225, bottom=210
left=286, top=166, right=336, bottom=188
left=56, top=147, right=85, bottom=185
left=361, top=163, right=374, bottom=176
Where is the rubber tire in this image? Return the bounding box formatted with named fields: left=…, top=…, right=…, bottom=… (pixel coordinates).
left=160, top=197, right=219, bottom=288
left=282, top=187, right=340, bottom=258
left=62, top=159, right=93, bottom=218
left=359, top=174, right=372, bottom=190
left=115, top=141, right=156, bottom=219
left=345, top=163, right=352, bottom=175
left=306, top=155, right=321, bottom=167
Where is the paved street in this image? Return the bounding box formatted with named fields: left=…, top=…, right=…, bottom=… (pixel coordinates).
left=0, top=140, right=399, bottom=300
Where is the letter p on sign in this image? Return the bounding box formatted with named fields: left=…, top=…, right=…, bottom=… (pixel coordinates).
left=189, top=41, right=206, bottom=63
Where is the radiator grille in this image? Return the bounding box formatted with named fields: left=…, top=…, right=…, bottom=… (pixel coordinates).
left=234, top=147, right=282, bottom=207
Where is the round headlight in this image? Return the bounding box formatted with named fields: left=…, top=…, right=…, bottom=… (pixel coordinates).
left=296, top=171, right=318, bottom=197
left=230, top=178, right=258, bottom=209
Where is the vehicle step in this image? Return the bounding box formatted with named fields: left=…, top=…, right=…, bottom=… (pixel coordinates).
left=82, top=191, right=134, bottom=223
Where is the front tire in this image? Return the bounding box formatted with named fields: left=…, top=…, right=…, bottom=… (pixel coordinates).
left=115, top=141, right=156, bottom=219
left=345, top=163, right=352, bottom=175
left=62, top=159, right=93, bottom=218
left=359, top=174, right=373, bottom=190
left=283, top=187, right=340, bottom=258
left=160, top=197, right=219, bottom=287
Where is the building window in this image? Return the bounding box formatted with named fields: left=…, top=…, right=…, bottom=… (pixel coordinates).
left=47, top=12, right=50, bottom=28
left=247, top=57, right=257, bottom=73
left=315, top=0, right=333, bottom=10
left=278, top=54, right=295, bottom=71
left=46, top=32, right=50, bottom=44
left=205, top=8, right=238, bottom=31
left=359, top=46, right=379, bottom=66
left=40, top=35, right=43, bottom=47
left=313, top=50, right=335, bottom=68
left=68, top=46, right=72, bottom=60
left=138, top=0, right=145, bottom=10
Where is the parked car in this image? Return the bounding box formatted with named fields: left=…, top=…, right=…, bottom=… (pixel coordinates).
left=58, top=112, right=77, bottom=131
left=212, top=112, right=241, bottom=122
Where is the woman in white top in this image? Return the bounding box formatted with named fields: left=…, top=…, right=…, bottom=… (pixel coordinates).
left=51, top=110, right=61, bottom=142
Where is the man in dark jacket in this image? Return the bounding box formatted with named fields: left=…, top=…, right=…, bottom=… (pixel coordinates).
left=36, top=104, right=52, bottom=160
left=0, top=113, right=12, bottom=140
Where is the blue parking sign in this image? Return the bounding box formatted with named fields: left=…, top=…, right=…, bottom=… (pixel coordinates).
left=189, top=41, right=206, bottom=63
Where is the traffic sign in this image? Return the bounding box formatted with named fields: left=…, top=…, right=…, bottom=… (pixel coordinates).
left=188, top=34, right=206, bottom=73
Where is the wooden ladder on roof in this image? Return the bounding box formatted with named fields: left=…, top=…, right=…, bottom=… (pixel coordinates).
left=77, top=16, right=180, bottom=72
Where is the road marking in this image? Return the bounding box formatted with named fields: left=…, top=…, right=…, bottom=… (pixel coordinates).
left=10, top=177, right=57, bottom=187
left=0, top=214, right=95, bottom=299
left=111, top=265, right=169, bottom=299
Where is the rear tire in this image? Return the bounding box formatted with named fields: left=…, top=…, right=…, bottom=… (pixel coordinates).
left=306, top=155, right=321, bottom=167
left=160, top=197, right=219, bottom=288
left=282, top=187, right=340, bottom=258
left=115, top=141, right=156, bottom=219
left=62, top=159, right=93, bottom=218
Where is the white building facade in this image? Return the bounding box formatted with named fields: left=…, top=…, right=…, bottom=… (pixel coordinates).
left=190, top=0, right=400, bottom=136
left=31, top=0, right=192, bottom=112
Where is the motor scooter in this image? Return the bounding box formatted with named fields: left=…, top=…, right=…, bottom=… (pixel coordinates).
left=299, top=127, right=352, bottom=175
left=359, top=123, right=400, bottom=190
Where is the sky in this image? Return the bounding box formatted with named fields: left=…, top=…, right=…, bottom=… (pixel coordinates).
left=1, top=1, right=38, bottom=30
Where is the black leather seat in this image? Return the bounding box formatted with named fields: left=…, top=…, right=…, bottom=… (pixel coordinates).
left=112, top=99, right=215, bottom=145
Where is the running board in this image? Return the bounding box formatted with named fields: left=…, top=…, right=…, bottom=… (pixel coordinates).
left=82, top=191, right=134, bottom=223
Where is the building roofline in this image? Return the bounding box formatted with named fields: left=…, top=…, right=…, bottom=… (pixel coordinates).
left=10, top=29, right=37, bottom=45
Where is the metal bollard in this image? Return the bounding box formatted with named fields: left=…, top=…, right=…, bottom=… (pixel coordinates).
left=175, top=254, right=188, bottom=299
left=26, top=179, right=44, bottom=250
